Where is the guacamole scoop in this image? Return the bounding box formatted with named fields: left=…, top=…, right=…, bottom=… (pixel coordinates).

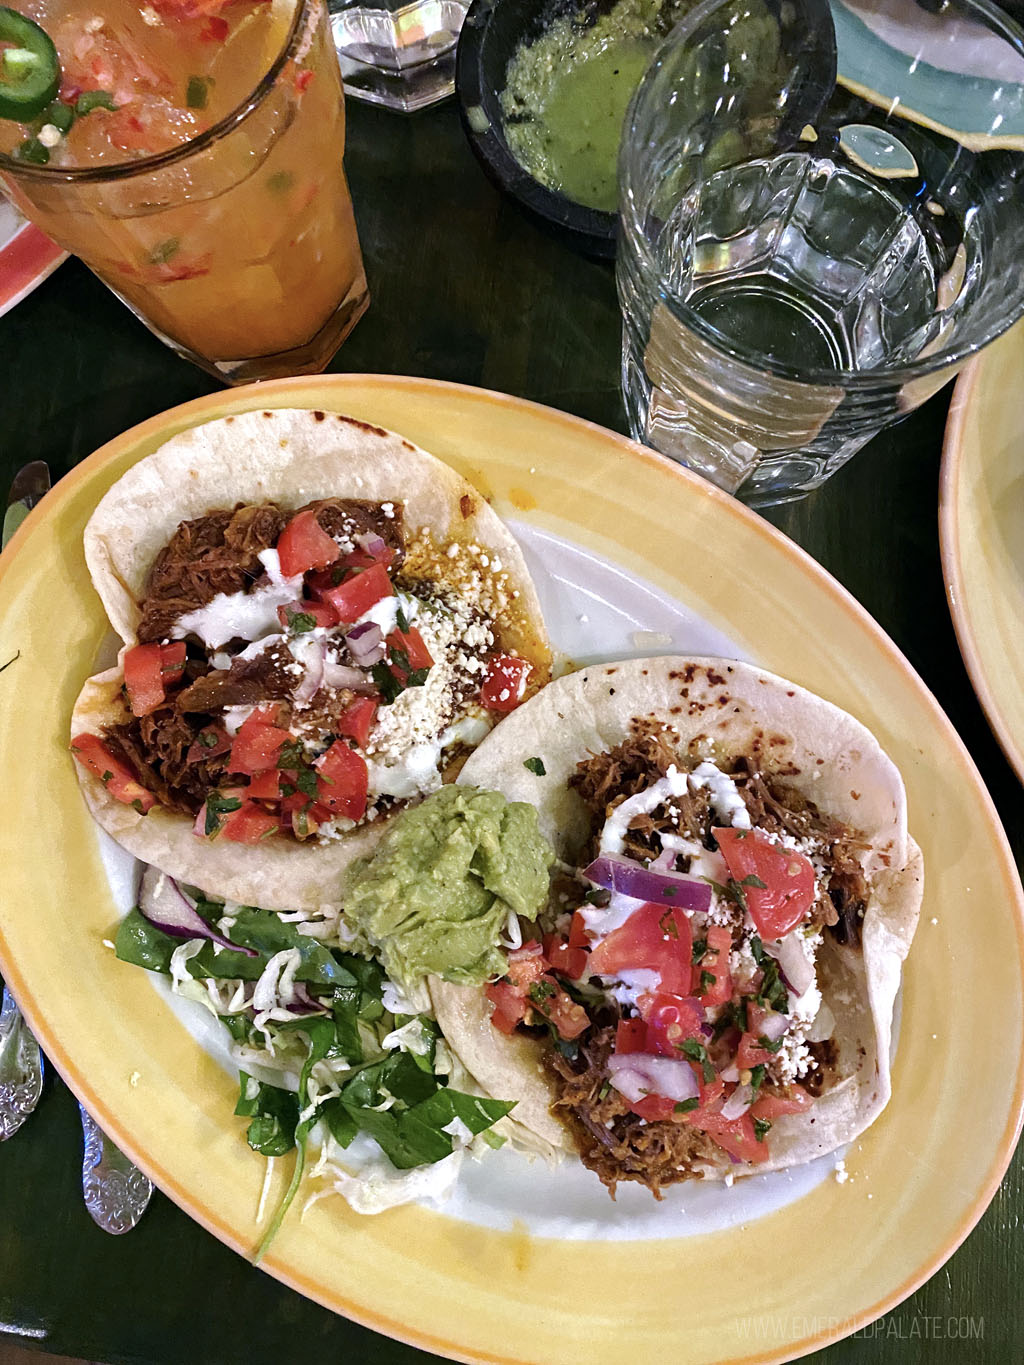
left=343, top=786, right=554, bottom=989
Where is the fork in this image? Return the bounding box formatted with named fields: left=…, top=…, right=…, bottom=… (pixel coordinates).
left=0, top=984, right=44, bottom=1140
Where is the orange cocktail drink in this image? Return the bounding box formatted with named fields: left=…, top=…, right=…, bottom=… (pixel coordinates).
left=0, top=0, right=367, bottom=380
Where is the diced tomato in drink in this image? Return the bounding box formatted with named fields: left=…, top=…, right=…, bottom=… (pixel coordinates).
left=587, top=902, right=693, bottom=997
left=277, top=508, right=341, bottom=578
left=544, top=910, right=589, bottom=980
left=71, top=734, right=156, bottom=813
left=316, top=562, right=392, bottom=624
left=315, top=740, right=368, bottom=821
left=479, top=654, right=531, bottom=711
left=228, top=712, right=292, bottom=775
left=750, top=1087, right=812, bottom=1120
left=693, top=1109, right=770, bottom=1164
left=277, top=599, right=338, bottom=630
left=386, top=625, right=433, bottom=673
left=336, top=696, right=378, bottom=748
left=221, top=800, right=279, bottom=844
left=614, top=1017, right=648, bottom=1055
left=639, top=993, right=704, bottom=1057
left=697, top=924, right=733, bottom=1005
left=246, top=769, right=281, bottom=801
left=714, top=827, right=816, bottom=939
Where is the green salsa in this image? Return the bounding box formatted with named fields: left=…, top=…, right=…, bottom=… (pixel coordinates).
left=501, top=0, right=693, bottom=213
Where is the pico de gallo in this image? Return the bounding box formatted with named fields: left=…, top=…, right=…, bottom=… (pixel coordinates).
left=72, top=497, right=540, bottom=846
left=482, top=724, right=870, bottom=1194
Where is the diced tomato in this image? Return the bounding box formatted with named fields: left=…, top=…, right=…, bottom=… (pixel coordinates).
left=386, top=625, right=433, bottom=674
left=186, top=725, right=230, bottom=765
left=614, top=1017, right=648, bottom=1055
left=277, top=508, right=341, bottom=578
left=504, top=944, right=549, bottom=992
left=160, top=641, right=187, bottom=685
left=336, top=696, right=378, bottom=749
left=543, top=910, right=589, bottom=980
left=587, top=902, right=693, bottom=997
left=677, top=1077, right=726, bottom=1128
left=630, top=1094, right=678, bottom=1122
left=639, top=993, right=704, bottom=1057
left=695, top=1109, right=770, bottom=1163
left=316, top=562, right=392, bottom=624
left=246, top=769, right=282, bottom=801
left=479, top=654, right=532, bottom=712
left=277, top=599, right=338, bottom=630
left=750, top=1087, right=813, bottom=1120
left=486, top=979, right=529, bottom=1034
left=278, top=790, right=326, bottom=840
left=735, top=1003, right=787, bottom=1070
left=228, top=712, right=293, bottom=776
left=123, top=643, right=166, bottom=716
left=200, top=16, right=229, bottom=41
left=714, top=827, right=816, bottom=939
left=71, top=734, right=156, bottom=813
left=697, top=924, right=733, bottom=1005
left=528, top=981, right=588, bottom=1040
left=315, top=740, right=368, bottom=821
left=221, top=801, right=280, bottom=844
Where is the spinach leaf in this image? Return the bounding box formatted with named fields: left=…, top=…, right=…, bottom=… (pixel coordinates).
left=234, top=1073, right=299, bottom=1157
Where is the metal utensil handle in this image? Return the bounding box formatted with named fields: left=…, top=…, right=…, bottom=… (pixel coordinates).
left=79, top=1103, right=154, bottom=1234
left=0, top=986, right=44, bottom=1140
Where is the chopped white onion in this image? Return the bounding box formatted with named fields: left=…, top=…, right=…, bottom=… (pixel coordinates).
left=323, top=658, right=370, bottom=690
left=758, top=1010, right=789, bottom=1042
left=292, top=639, right=324, bottom=704
left=764, top=932, right=816, bottom=996
left=721, top=1082, right=754, bottom=1119
left=606, top=1052, right=700, bottom=1105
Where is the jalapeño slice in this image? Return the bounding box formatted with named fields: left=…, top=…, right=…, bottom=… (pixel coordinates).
left=0, top=7, right=60, bottom=123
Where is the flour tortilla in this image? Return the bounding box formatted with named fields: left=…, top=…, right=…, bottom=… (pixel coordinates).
left=71, top=409, right=550, bottom=912
left=429, top=657, right=923, bottom=1175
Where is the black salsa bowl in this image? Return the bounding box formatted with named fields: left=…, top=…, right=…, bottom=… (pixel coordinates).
left=456, top=0, right=620, bottom=260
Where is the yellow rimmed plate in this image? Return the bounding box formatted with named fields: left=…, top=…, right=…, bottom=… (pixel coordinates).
left=941, top=319, right=1024, bottom=785
left=1, top=376, right=1022, bottom=1365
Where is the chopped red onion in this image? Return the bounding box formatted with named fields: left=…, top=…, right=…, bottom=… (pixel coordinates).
left=289, top=982, right=329, bottom=1014
left=355, top=532, right=388, bottom=559
left=583, top=854, right=711, bottom=912
left=138, top=866, right=256, bottom=956
left=292, top=640, right=324, bottom=704
left=764, top=933, right=815, bottom=996
left=721, top=1082, right=754, bottom=1119
left=606, top=1052, right=700, bottom=1104
left=721, top=1064, right=740, bottom=1083
left=345, top=620, right=386, bottom=667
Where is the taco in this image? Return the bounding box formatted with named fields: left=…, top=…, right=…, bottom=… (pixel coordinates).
left=70, top=409, right=550, bottom=912
left=429, top=657, right=923, bottom=1192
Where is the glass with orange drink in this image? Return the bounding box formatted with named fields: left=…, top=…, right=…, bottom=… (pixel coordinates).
left=0, top=0, right=368, bottom=381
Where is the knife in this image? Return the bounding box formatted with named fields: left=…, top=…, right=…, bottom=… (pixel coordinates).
left=0, top=462, right=49, bottom=1140
left=1, top=461, right=154, bottom=1231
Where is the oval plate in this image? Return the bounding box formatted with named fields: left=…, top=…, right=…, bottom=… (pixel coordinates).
left=0, top=376, right=1022, bottom=1365
left=0, top=199, right=65, bottom=319
left=940, top=319, right=1024, bottom=785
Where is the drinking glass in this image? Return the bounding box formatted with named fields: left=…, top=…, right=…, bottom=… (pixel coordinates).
left=618, top=0, right=1024, bottom=505
left=328, top=0, right=469, bottom=111
left=0, top=0, right=368, bottom=384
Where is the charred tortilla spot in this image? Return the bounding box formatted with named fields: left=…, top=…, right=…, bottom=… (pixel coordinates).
left=312, top=410, right=326, bottom=421
left=335, top=414, right=391, bottom=440
left=707, top=669, right=726, bottom=685
left=459, top=494, right=474, bottom=518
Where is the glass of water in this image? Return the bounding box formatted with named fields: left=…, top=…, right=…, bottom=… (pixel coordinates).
left=618, top=0, right=1024, bottom=505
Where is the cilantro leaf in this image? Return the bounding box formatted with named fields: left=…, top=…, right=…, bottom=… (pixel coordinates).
left=523, top=756, right=546, bottom=776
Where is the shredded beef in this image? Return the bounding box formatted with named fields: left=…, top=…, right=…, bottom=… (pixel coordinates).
left=569, top=727, right=694, bottom=862
left=545, top=1024, right=723, bottom=1195
left=136, top=498, right=406, bottom=644
left=105, top=707, right=223, bottom=815
left=138, top=504, right=288, bottom=643
left=802, top=1038, right=840, bottom=1097
left=308, top=497, right=405, bottom=564
left=176, top=641, right=298, bottom=712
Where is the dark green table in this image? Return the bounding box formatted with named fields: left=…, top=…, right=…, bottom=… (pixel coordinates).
left=1, top=98, right=1020, bottom=1365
